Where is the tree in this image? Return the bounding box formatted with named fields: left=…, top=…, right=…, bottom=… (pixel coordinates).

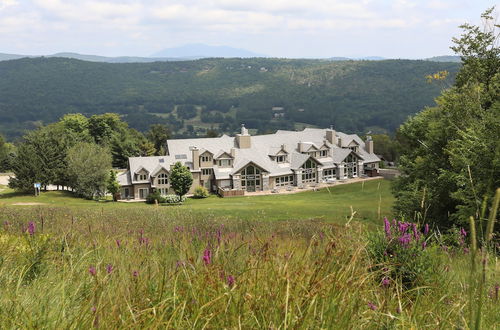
left=107, top=170, right=120, bottom=201
left=169, top=162, right=193, bottom=197
left=0, top=134, right=15, bottom=172
left=146, top=124, right=171, bottom=155
left=67, top=142, right=112, bottom=199
left=392, top=8, right=500, bottom=228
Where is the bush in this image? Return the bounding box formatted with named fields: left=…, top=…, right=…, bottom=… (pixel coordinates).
left=146, top=191, right=166, bottom=204
left=367, top=218, right=440, bottom=289
left=163, top=194, right=186, bottom=204
left=193, top=186, right=209, bottom=198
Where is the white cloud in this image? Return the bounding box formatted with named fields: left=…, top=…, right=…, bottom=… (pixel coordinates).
left=0, top=0, right=18, bottom=10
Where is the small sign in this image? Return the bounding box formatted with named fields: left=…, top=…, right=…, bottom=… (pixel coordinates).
left=34, top=183, right=41, bottom=188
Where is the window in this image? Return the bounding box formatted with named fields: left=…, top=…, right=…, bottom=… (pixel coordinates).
left=349, top=146, right=358, bottom=152
left=346, top=153, right=357, bottom=163
left=320, top=150, right=328, bottom=157
left=158, top=188, right=168, bottom=196
left=302, top=159, right=317, bottom=183
left=201, top=155, right=212, bottom=162
left=275, top=175, right=294, bottom=186
left=157, top=173, right=168, bottom=185
left=202, top=168, right=212, bottom=175
left=323, top=168, right=336, bottom=180
left=276, top=155, right=286, bottom=163
left=139, top=188, right=149, bottom=199
left=218, top=159, right=232, bottom=167
left=136, top=173, right=148, bottom=181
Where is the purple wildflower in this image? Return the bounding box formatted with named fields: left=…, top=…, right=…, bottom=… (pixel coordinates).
left=421, top=241, right=427, bottom=250
left=367, top=302, right=377, bottom=311
left=424, top=224, right=429, bottom=235
left=381, top=277, right=390, bottom=287
left=412, top=223, right=420, bottom=240
left=132, top=270, right=138, bottom=277
left=203, top=248, right=212, bottom=265
left=383, top=217, right=391, bottom=238
left=115, top=239, right=121, bottom=247
left=91, top=306, right=96, bottom=313
left=460, top=228, right=467, bottom=237
left=89, top=266, right=96, bottom=276
left=398, top=233, right=411, bottom=247
left=27, top=221, right=35, bottom=236
left=463, top=247, right=470, bottom=254
left=227, top=275, right=235, bottom=288
left=106, top=264, right=113, bottom=274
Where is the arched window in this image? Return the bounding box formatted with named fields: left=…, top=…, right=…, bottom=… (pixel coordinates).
left=157, top=173, right=168, bottom=185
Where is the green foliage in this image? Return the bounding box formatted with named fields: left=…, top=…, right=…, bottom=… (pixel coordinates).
left=193, top=186, right=209, bottom=198
left=66, top=142, right=112, bottom=199
left=393, top=9, right=500, bottom=228
left=169, top=162, right=193, bottom=197
left=0, top=57, right=460, bottom=139
left=0, top=134, right=15, bottom=172
left=107, top=170, right=120, bottom=201
left=145, top=190, right=166, bottom=204
left=371, top=134, right=399, bottom=162
left=146, top=124, right=170, bottom=155
left=367, top=219, right=438, bottom=289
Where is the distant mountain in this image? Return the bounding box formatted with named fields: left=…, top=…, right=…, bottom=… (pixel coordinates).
left=425, top=55, right=461, bottom=63
left=327, top=56, right=386, bottom=61
left=0, top=52, right=190, bottom=63
left=151, top=43, right=265, bottom=58
left=0, top=53, right=29, bottom=61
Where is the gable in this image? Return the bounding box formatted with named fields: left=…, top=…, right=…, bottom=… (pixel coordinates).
left=215, top=152, right=233, bottom=159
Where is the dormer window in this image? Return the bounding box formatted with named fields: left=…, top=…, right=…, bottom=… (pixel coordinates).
left=201, top=155, right=211, bottom=162
left=320, top=150, right=328, bottom=157
left=137, top=173, right=148, bottom=181
left=276, top=155, right=286, bottom=163
left=218, top=159, right=232, bottom=167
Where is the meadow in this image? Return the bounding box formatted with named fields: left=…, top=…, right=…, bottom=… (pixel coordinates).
left=0, top=179, right=498, bottom=328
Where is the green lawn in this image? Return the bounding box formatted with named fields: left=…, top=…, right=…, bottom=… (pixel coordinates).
left=0, top=179, right=393, bottom=225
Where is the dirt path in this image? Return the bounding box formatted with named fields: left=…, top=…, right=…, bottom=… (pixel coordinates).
left=12, top=202, right=47, bottom=206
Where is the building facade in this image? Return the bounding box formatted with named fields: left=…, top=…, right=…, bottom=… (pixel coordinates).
left=117, top=127, right=380, bottom=199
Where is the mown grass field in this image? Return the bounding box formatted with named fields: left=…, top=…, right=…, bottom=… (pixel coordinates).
left=0, top=179, right=393, bottom=225
left=0, top=178, right=498, bottom=328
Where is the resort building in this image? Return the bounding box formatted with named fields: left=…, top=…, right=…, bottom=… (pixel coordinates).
left=117, top=126, right=380, bottom=199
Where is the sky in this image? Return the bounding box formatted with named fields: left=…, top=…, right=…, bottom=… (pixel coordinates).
left=0, top=0, right=497, bottom=58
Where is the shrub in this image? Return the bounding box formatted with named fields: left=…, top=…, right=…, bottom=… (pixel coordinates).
left=163, top=194, right=186, bottom=204
left=193, top=186, right=209, bottom=198
left=367, top=218, right=439, bottom=289
left=145, top=191, right=166, bottom=204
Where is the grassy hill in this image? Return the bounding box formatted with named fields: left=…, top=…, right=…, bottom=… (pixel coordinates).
left=0, top=57, right=460, bottom=139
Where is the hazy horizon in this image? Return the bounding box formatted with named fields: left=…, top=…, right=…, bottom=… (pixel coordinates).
left=0, top=0, right=495, bottom=59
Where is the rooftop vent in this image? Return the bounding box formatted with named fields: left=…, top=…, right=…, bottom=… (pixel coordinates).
left=175, top=154, right=187, bottom=160
left=159, top=158, right=165, bottom=163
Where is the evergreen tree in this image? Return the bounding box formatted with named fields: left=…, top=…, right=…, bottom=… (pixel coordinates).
left=107, top=170, right=120, bottom=201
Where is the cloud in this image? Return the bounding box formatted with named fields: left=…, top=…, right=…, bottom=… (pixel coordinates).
left=0, top=0, right=18, bottom=10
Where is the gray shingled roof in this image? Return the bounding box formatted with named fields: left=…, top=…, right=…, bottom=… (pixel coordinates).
left=125, top=128, right=380, bottom=183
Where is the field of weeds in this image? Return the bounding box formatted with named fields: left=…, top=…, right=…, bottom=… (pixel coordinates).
left=0, top=206, right=498, bottom=328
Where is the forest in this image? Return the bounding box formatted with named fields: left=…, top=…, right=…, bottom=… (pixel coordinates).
left=0, top=57, right=459, bottom=139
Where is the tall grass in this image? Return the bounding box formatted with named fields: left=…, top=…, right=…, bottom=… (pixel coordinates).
left=0, top=206, right=498, bottom=328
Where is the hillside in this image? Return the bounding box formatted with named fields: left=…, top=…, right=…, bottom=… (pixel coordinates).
left=0, top=57, right=460, bottom=139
